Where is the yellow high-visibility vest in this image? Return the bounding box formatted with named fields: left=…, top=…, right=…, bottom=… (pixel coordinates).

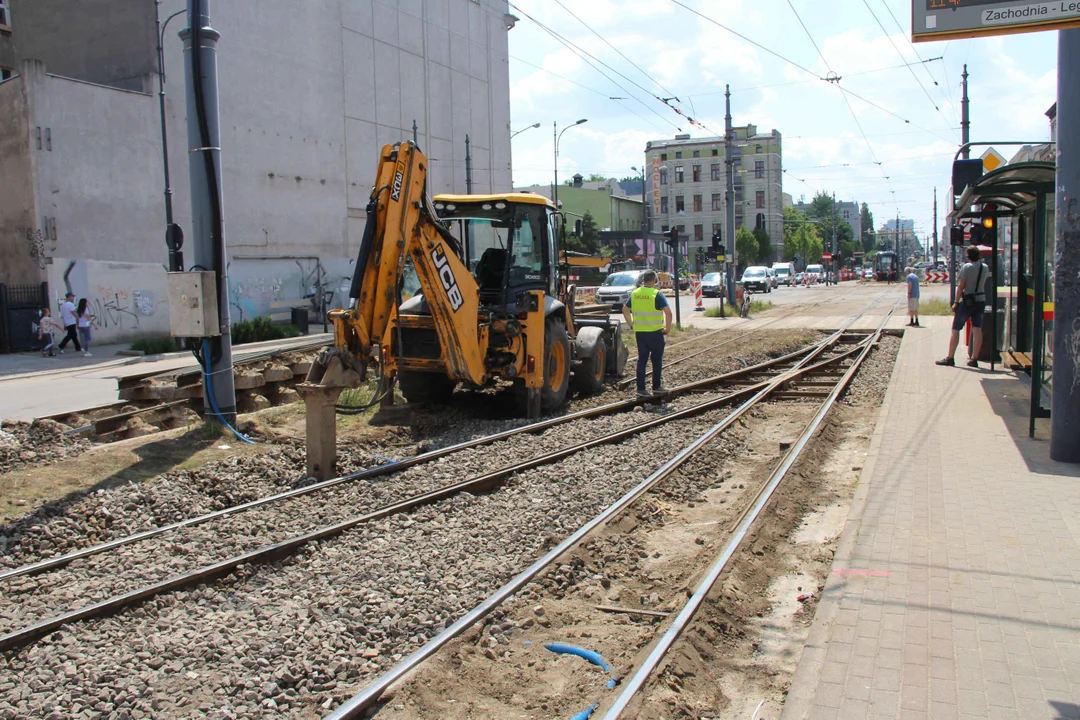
left=630, top=286, right=664, bottom=332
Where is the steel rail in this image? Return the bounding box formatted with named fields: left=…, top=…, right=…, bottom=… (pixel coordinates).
left=323, top=313, right=882, bottom=718
left=601, top=306, right=895, bottom=718
left=0, top=343, right=863, bottom=654
left=0, top=342, right=829, bottom=585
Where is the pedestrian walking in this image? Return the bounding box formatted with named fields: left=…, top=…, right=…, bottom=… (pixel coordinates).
left=76, top=298, right=98, bottom=356
left=936, top=245, right=988, bottom=368
left=56, top=292, right=82, bottom=354
left=621, top=270, right=673, bottom=398
left=37, top=307, right=60, bottom=357
left=905, top=266, right=921, bottom=327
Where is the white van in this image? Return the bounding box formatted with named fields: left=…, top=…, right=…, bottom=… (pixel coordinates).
left=805, top=264, right=824, bottom=284
left=772, top=262, right=795, bottom=286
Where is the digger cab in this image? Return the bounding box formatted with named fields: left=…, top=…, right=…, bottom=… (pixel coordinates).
left=432, top=193, right=559, bottom=310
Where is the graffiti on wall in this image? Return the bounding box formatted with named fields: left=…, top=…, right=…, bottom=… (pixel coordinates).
left=227, top=258, right=353, bottom=322
left=54, top=286, right=159, bottom=331
left=25, top=228, right=47, bottom=270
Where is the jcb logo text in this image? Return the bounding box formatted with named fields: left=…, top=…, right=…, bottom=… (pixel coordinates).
left=431, top=246, right=464, bottom=311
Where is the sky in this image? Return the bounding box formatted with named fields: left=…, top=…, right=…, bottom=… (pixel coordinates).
left=504, top=0, right=1058, bottom=243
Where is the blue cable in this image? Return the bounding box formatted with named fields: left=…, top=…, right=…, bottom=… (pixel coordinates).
left=202, top=338, right=257, bottom=445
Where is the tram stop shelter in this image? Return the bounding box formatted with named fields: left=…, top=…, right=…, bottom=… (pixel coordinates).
left=953, top=161, right=1056, bottom=438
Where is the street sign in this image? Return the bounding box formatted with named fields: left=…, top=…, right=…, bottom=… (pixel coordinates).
left=822, top=252, right=833, bottom=262
left=913, top=0, right=1080, bottom=42
left=716, top=254, right=726, bottom=263
left=981, top=147, right=1006, bottom=173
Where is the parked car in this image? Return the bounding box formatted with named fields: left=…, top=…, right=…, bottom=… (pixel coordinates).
left=596, top=270, right=644, bottom=309
left=741, top=266, right=771, bottom=293
left=805, top=264, right=824, bottom=284
left=795, top=271, right=805, bottom=285
left=700, top=272, right=723, bottom=297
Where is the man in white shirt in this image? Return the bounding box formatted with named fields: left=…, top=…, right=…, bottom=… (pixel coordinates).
left=57, top=292, right=82, bottom=353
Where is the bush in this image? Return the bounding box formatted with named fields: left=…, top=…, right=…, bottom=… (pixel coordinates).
left=704, top=304, right=728, bottom=318
left=230, top=317, right=302, bottom=345
left=130, top=337, right=180, bottom=355
left=918, top=298, right=953, bottom=316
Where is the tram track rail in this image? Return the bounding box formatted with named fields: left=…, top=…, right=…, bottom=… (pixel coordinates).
left=320, top=303, right=896, bottom=719
left=0, top=331, right=867, bottom=654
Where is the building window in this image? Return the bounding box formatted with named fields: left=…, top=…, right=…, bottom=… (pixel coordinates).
left=675, top=151, right=682, bottom=159
left=0, top=1, right=9, bottom=27
left=756, top=213, right=765, bottom=230
left=755, top=145, right=763, bottom=153
left=661, top=196, right=669, bottom=214
left=659, top=168, right=668, bottom=185
left=693, top=194, right=702, bottom=212
left=692, top=164, right=701, bottom=182
left=755, top=160, right=764, bottom=179
left=662, top=224, right=669, bottom=232
left=711, top=193, right=721, bottom=211
left=677, top=224, right=685, bottom=235
left=712, top=148, right=719, bottom=156
left=756, top=190, right=765, bottom=209
left=843, top=210, right=850, bottom=219
left=694, top=224, right=704, bottom=243
left=712, top=222, right=721, bottom=238
left=660, top=153, right=667, bottom=161
left=692, top=150, right=700, bottom=158
left=711, top=163, right=720, bottom=181
left=675, top=195, right=684, bottom=213
left=674, top=166, right=684, bottom=183
left=0, top=68, right=11, bottom=81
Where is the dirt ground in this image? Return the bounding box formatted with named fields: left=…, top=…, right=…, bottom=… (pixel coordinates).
left=367, top=339, right=899, bottom=720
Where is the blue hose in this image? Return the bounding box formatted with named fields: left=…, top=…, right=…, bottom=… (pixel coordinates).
left=569, top=703, right=598, bottom=720
left=202, top=339, right=256, bottom=444
left=543, top=643, right=611, bottom=672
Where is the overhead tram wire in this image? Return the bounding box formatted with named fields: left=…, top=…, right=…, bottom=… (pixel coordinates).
left=881, top=0, right=959, bottom=117
left=784, top=0, right=898, bottom=215
left=668, top=0, right=956, bottom=147
left=507, top=2, right=683, bottom=132
left=860, top=0, right=959, bottom=141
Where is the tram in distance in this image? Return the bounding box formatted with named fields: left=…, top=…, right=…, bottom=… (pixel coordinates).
left=874, top=250, right=899, bottom=282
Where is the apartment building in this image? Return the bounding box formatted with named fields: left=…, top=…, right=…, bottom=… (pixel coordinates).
left=645, top=126, right=784, bottom=264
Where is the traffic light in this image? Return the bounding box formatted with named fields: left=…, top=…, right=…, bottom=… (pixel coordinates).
left=711, top=231, right=722, bottom=251
left=968, top=224, right=983, bottom=246
left=666, top=226, right=679, bottom=249
left=949, top=225, right=965, bottom=247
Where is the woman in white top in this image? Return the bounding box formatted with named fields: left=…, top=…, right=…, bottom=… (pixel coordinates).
left=76, top=298, right=98, bottom=357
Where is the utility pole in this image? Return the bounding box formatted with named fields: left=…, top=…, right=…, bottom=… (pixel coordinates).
left=933, top=187, right=938, bottom=264
left=1051, top=29, right=1080, bottom=463
left=181, top=0, right=236, bottom=421
left=724, top=85, right=736, bottom=305
left=464, top=134, right=473, bottom=194
left=642, top=164, right=649, bottom=266
left=831, top=192, right=837, bottom=285
left=954, top=64, right=971, bottom=300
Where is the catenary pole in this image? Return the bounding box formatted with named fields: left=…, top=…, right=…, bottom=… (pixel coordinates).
left=181, top=0, right=237, bottom=421
left=1051, top=29, right=1080, bottom=463
left=954, top=64, right=971, bottom=300
left=933, top=187, right=938, bottom=264
left=465, top=134, right=473, bottom=194
left=724, top=86, right=736, bottom=305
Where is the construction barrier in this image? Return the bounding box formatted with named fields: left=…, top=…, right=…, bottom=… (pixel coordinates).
left=692, top=279, right=704, bottom=311
left=924, top=271, right=949, bottom=283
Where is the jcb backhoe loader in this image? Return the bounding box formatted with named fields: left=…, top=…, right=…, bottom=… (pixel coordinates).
left=300, top=141, right=628, bottom=476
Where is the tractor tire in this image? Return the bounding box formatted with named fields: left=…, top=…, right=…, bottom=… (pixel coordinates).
left=397, top=370, right=456, bottom=405
left=573, top=341, right=606, bottom=395
left=540, top=318, right=571, bottom=412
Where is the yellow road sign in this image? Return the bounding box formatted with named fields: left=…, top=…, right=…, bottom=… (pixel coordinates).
left=982, top=148, right=1006, bottom=173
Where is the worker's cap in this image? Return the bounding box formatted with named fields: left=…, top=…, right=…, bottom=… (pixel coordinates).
left=64, top=292, right=74, bottom=298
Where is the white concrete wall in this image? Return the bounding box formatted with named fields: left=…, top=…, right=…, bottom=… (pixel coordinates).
left=46, top=257, right=170, bottom=345
left=159, top=0, right=512, bottom=259
left=25, top=61, right=163, bottom=267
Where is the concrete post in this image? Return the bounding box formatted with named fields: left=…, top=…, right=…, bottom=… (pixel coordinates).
left=1051, top=29, right=1080, bottom=463
left=181, top=0, right=237, bottom=421
left=724, top=86, right=736, bottom=305
left=297, top=384, right=344, bottom=480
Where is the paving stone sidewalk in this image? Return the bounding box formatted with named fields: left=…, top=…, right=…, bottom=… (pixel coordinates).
left=783, top=316, right=1080, bottom=720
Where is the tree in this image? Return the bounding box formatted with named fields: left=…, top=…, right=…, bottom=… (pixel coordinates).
left=586, top=173, right=607, bottom=183
left=753, top=228, right=773, bottom=264
left=735, top=226, right=759, bottom=269
left=860, top=203, right=875, bottom=253
left=806, top=191, right=835, bottom=221
left=580, top=210, right=600, bottom=253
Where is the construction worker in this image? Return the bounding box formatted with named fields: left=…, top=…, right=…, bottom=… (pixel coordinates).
left=622, top=270, right=674, bottom=398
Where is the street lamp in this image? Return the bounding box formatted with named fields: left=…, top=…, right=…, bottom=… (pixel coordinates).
left=553, top=118, right=588, bottom=210
left=155, top=1, right=186, bottom=271
left=511, top=122, right=541, bottom=139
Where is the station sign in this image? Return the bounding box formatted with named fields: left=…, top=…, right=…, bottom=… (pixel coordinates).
left=913, top=0, right=1080, bottom=42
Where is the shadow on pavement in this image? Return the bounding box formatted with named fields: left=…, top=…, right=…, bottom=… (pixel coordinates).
left=1050, top=701, right=1080, bottom=719
left=980, top=377, right=1080, bottom=478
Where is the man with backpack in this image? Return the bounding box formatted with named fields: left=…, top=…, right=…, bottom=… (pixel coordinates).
left=935, top=245, right=988, bottom=368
